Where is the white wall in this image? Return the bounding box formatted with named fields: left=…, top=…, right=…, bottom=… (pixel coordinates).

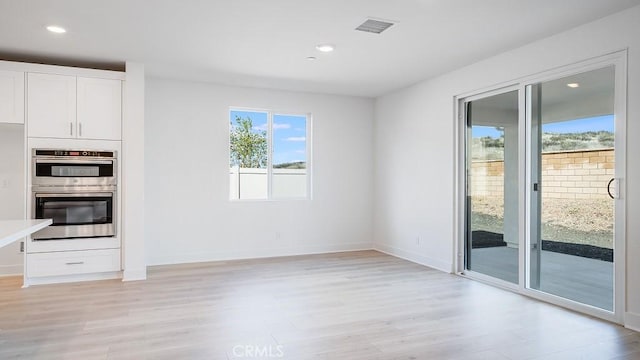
left=0, top=124, right=25, bottom=275
left=373, top=5, right=640, bottom=327
left=122, top=62, right=146, bottom=281
left=145, top=78, right=374, bottom=264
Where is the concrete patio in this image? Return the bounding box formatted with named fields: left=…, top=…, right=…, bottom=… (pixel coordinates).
left=470, top=246, right=613, bottom=310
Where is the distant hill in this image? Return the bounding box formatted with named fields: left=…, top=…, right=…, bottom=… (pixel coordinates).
left=273, top=161, right=306, bottom=169
left=472, top=131, right=613, bottom=160
left=541, top=131, right=613, bottom=152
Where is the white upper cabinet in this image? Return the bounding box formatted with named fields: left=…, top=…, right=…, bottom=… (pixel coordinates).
left=27, top=73, right=122, bottom=140
left=0, top=70, right=25, bottom=124
left=27, top=73, right=76, bottom=138
left=77, top=77, right=122, bottom=140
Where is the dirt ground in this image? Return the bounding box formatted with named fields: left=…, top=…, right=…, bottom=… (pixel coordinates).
left=471, top=196, right=614, bottom=249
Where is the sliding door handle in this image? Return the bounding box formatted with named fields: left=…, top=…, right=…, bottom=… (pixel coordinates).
left=607, top=178, right=617, bottom=199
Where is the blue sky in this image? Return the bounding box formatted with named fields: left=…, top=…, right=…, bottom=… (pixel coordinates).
left=230, top=110, right=307, bottom=165
left=543, top=114, right=613, bottom=134
left=472, top=126, right=504, bottom=138
left=472, top=115, right=614, bottom=138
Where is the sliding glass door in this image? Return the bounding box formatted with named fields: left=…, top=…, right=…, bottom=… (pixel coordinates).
left=527, top=66, right=617, bottom=311
left=461, top=54, right=625, bottom=320
left=465, top=90, right=519, bottom=284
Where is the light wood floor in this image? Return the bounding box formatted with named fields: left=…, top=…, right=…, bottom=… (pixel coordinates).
left=1, top=250, right=639, bottom=359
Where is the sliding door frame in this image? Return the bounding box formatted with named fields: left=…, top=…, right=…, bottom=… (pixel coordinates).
left=454, top=50, right=627, bottom=324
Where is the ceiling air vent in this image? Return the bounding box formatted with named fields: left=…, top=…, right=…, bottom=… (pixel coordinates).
left=355, top=18, right=394, bottom=34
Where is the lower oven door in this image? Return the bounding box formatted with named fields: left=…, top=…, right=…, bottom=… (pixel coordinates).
left=33, top=192, right=115, bottom=240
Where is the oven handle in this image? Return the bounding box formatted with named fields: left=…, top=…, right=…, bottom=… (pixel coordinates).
left=34, top=192, right=114, bottom=198
left=35, top=159, right=114, bottom=165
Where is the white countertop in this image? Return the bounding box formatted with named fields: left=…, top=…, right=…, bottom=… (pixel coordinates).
left=0, top=219, right=53, bottom=249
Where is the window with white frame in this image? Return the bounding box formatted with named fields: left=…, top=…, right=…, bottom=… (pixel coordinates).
left=229, top=109, right=310, bottom=200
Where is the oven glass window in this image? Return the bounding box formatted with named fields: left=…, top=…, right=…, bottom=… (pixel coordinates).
left=36, top=196, right=113, bottom=226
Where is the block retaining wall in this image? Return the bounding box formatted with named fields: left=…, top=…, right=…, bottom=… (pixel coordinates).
left=471, top=148, right=615, bottom=199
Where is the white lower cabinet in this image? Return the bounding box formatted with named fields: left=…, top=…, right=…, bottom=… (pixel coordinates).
left=27, top=249, right=121, bottom=278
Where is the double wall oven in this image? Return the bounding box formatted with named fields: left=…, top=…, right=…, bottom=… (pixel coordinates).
left=32, top=149, right=117, bottom=241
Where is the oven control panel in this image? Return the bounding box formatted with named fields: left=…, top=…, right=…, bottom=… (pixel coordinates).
left=34, top=150, right=115, bottom=158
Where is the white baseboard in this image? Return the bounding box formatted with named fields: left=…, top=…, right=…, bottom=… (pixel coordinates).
left=123, top=268, right=147, bottom=281
left=373, top=243, right=452, bottom=273
left=147, top=242, right=373, bottom=266
left=0, top=264, right=23, bottom=277
left=625, top=312, right=640, bottom=332
left=24, top=271, right=122, bottom=287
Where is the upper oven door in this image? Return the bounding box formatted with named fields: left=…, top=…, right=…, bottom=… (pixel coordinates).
left=33, top=158, right=116, bottom=187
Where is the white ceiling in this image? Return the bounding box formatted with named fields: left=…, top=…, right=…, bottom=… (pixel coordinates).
left=1, top=0, right=639, bottom=97
left=470, top=66, right=615, bottom=126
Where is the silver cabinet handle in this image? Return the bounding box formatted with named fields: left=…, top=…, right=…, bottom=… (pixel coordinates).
left=70, top=122, right=73, bottom=136
left=79, top=123, right=82, bottom=137
left=65, top=261, right=85, bottom=265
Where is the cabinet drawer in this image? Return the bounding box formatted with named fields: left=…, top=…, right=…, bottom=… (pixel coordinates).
left=27, top=249, right=121, bottom=277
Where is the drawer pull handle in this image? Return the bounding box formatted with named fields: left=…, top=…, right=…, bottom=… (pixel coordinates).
left=65, top=261, right=85, bottom=265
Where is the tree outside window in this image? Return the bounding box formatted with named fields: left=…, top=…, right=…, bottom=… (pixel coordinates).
left=230, top=115, right=267, bottom=168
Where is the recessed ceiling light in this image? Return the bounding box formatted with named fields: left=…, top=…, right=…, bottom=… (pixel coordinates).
left=46, top=25, right=66, bottom=33
left=315, top=44, right=335, bottom=53
left=306, top=56, right=317, bottom=61
left=567, top=83, right=580, bottom=88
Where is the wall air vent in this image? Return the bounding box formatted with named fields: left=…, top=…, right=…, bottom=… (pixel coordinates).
left=355, top=18, right=395, bottom=34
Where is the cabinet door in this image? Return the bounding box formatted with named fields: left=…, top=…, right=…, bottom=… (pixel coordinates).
left=27, top=73, right=76, bottom=138
left=77, top=77, right=122, bottom=140
left=0, top=70, right=25, bottom=124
